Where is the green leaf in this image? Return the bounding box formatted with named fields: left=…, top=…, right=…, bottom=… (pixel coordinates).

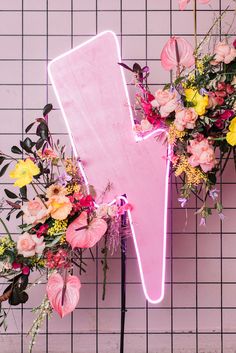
left=36, top=122, right=49, bottom=140
left=0, top=156, right=6, bottom=165
left=25, top=122, right=35, bottom=134
left=43, top=103, right=53, bottom=117
left=45, top=235, right=62, bottom=248
left=11, top=146, right=22, bottom=155
left=20, top=137, right=35, bottom=153
left=0, top=163, right=11, bottom=178
left=20, top=186, right=27, bottom=200
left=36, top=138, right=44, bottom=150
left=16, top=210, right=24, bottom=219
left=4, top=189, right=18, bottom=199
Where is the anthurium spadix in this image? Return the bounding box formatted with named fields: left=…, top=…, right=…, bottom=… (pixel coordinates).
left=48, top=31, right=170, bottom=304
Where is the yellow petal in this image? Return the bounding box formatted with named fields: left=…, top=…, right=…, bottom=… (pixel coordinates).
left=229, top=117, right=236, bottom=132
left=226, top=131, right=236, bottom=146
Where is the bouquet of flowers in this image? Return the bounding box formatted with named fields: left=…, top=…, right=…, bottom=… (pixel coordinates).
left=121, top=3, right=236, bottom=224
left=0, top=105, right=129, bottom=349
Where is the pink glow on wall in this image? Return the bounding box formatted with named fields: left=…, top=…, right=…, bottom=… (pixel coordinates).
left=48, top=31, right=170, bottom=304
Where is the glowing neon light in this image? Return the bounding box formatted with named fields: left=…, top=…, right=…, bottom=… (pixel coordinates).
left=48, top=31, right=170, bottom=304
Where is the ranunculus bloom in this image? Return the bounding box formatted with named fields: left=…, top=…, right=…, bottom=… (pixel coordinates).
left=9, top=159, right=40, bottom=188
left=21, top=197, right=50, bottom=225
left=161, top=36, right=195, bottom=71
left=17, top=232, right=45, bottom=257
left=211, top=41, right=236, bottom=65
left=185, top=88, right=208, bottom=115
left=188, top=138, right=216, bottom=172
left=154, top=89, right=180, bottom=117
left=47, top=195, right=72, bottom=220
left=179, top=0, right=210, bottom=10
left=226, top=117, right=236, bottom=146
left=174, top=108, right=198, bottom=131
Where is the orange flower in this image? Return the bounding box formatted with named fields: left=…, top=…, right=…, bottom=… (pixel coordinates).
left=47, top=195, right=72, bottom=220
left=46, top=184, right=67, bottom=199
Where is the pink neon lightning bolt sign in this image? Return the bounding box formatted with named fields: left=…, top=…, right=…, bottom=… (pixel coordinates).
left=48, top=31, right=170, bottom=304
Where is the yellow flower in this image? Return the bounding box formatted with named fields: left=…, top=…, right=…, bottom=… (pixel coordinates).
left=185, top=88, right=208, bottom=116
left=226, top=117, right=236, bottom=146
left=9, top=159, right=40, bottom=188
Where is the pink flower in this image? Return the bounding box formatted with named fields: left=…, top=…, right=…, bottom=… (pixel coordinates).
left=22, top=266, right=30, bottom=275
left=179, top=0, right=210, bottom=10
left=21, top=197, right=50, bottom=225
left=174, top=108, right=198, bottom=131
left=211, top=41, right=236, bottom=65
left=17, top=232, right=45, bottom=258
left=66, top=211, right=107, bottom=249
left=161, top=37, right=195, bottom=71
left=154, top=89, right=180, bottom=117
left=188, top=138, right=216, bottom=172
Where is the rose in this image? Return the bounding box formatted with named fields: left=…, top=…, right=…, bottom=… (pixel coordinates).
left=21, top=197, right=50, bottom=225
left=17, top=232, right=45, bottom=258
left=174, top=108, right=198, bottom=131
left=155, top=89, right=174, bottom=106
left=211, top=42, right=236, bottom=65
left=47, top=195, right=72, bottom=220
left=188, top=138, right=216, bottom=172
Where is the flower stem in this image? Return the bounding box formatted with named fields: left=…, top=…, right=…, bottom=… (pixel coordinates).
left=194, top=0, right=198, bottom=53
left=0, top=218, right=13, bottom=242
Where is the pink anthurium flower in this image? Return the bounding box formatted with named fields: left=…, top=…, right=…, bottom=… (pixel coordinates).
left=161, top=36, right=195, bottom=71
left=46, top=273, right=81, bottom=318
left=179, top=0, right=211, bottom=10
left=66, top=211, right=107, bottom=249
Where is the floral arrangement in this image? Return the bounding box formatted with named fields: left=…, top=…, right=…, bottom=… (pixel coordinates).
left=120, top=0, right=236, bottom=224
left=0, top=105, right=130, bottom=350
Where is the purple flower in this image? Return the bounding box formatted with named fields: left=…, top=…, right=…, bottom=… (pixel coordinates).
left=209, top=188, right=219, bottom=201
left=200, top=88, right=209, bottom=96
left=200, top=217, right=206, bottom=226
left=58, top=172, right=72, bottom=186
left=178, top=197, right=187, bottom=208
left=218, top=212, right=225, bottom=221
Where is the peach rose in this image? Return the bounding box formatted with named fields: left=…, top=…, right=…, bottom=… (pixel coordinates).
left=211, top=42, right=236, bottom=65
left=188, top=138, right=216, bottom=172
left=47, top=195, right=72, bottom=220
left=21, top=197, right=50, bottom=225
left=174, top=108, right=198, bottom=131
left=17, top=232, right=45, bottom=258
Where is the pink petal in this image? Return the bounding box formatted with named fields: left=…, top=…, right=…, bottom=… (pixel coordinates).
left=198, top=0, right=210, bottom=4
left=46, top=273, right=81, bottom=318
left=161, top=36, right=195, bottom=71
left=178, top=0, right=190, bottom=10
left=66, top=211, right=107, bottom=249
left=85, top=218, right=108, bottom=248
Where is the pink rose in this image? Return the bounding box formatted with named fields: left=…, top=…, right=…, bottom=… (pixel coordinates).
left=155, top=89, right=174, bottom=106
left=174, top=108, right=198, bottom=131
left=211, top=42, right=236, bottom=65
left=22, top=197, right=49, bottom=225
left=17, top=233, right=45, bottom=258
left=188, top=138, right=216, bottom=172
left=155, top=89, right=180, bottom=117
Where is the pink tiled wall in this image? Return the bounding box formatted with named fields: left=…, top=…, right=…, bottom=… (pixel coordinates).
left=0, top=1, right=236, bottom=352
